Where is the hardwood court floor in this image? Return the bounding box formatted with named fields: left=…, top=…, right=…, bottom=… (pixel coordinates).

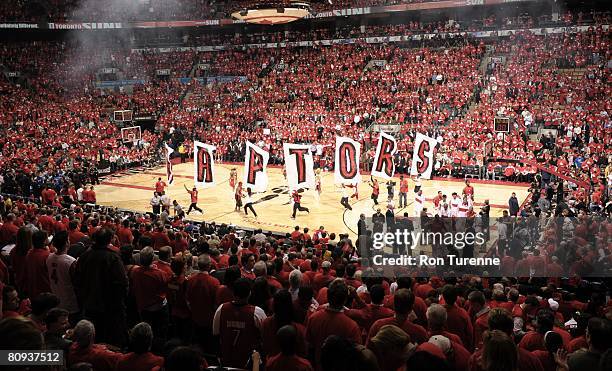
left=96, top=162, right=530, bottom=238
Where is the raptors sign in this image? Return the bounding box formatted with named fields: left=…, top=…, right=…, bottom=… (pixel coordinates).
left=371, top=132, right=397, bottom=180
left=244, top=141, right=270, bottom=192
left=334, top=136, right=362, bottom=184
left=193, top=141, right=216, bottom=188
left=410, top=133, right=438, bottom=179
left=283, top=143, right=315, bottom=191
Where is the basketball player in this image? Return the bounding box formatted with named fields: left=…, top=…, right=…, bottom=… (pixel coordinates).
left=457, top=194, right=471, bottom=231
left=234, top=181, right=243, bottom=211
left=432, top=191, right=443, bottom=210
left=229, top=168, right=237, bottom=189
left=340, top=184, right=352, bottom=210
left=368, top=177, right=380, bottom=205
left=462, top=179, right=474, bottom=201
left=450, top=192, right=461, bottom=217
left=414, top=189, right=425, bottom=217
left=244, top=188, right=257, bottom=217
left=184, top=184, right=203, bottom=214
left=291, top=189, right=310, bottom=218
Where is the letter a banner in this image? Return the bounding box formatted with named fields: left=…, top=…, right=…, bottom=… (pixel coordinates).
left=193, top=141, right=216, bottom=188
left=410, top=132, right=438, bottom=179
left=334, top=136, right=362, bottom=184
left=371, top=132, right=397, bottom=180
left=283, top=143, right=315, bottom=191
left=244, top=141, right=269, bottom=192
left=164, top=143, right=174, bottom=185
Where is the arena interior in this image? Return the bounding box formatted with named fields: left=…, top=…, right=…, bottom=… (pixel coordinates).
left=0, top=0, right=610, bottom=370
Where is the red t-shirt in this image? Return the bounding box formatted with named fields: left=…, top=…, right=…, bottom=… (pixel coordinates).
left=67, top=344, right=123, bottom=371
left=473, top=310, right=490, bottom=350
left=291, top=230, right=303, bottom=241
left=445, top=304, right=474, bottom=350
left=39, top=215, right=54, bottom=233
left=531, top=350, right=556, bottom=371
left=24, top=248, right=51, bottom=298
left=568, top=335, right=587, bottom=353
left=215, top=285, right=234, bottom=307
left=519, top=331, right=545, bottom=351
left=346, top=304, right=394, bottom=332
left=152, top=261, right=173, bottom=278
left=186, top=272, right=220, bottom=328
left=261, top=317, right=307, bottom=359
left=468, top=347, right=544, bottom=371
left=414, top=283, right=434, bottom=299
left=151, top=231, right=171, bottom=250
left=306, top=308, right=362, bottom=370
left=130, top=266, right=168, bottom=311
left=266, top=354, right=313, bottom=371
left=0, top=221, right=18, bottom=245
left=312, top=272, right=333, bottom=293
left=155, top=181, right=166, bottom=193
left=68, top=229, right=86, bottom=245
left=188, top=189, right=198, bottom=203
left=117, top=227, right=133, bottom=245
left=167, top=275, right=190, bottom=319
left=450, top=340, right=471, bottom=371
left=383, top=294, right=428, bottom=325
left=116, top=352, right=163, bottom=371
left=463, top=185, right=474, bottom=196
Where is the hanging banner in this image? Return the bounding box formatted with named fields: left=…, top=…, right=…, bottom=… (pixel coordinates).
left=371, top=132, right=397, bottom=179
left=410, top=132, right=438, bottom=179
left=334, top=136, right=362, bottom=184
left=244, top=141, right=270, bottom=192
left=164, top=143, right=174, bottom=185
left=194, top=141, right=216, bottom=188
left=283, top=143, right=315, bottom=191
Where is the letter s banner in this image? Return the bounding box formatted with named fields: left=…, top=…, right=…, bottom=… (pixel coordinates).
left=410, top=133, right=438, bottom=179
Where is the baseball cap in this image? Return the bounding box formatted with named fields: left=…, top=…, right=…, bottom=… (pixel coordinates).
left=428, top=335, right=451, bottom=354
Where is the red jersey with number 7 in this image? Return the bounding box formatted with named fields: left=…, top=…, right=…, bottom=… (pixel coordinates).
left=214, top=302, right=264, bottom=368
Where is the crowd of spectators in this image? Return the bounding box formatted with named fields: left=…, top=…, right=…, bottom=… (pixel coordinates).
left=0, top=26, right=609, bottom=206
left=0, top=7, right=610, bottom=370
left=0, top=171, right=610, bottom=370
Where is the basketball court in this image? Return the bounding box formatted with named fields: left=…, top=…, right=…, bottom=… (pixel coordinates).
left=95, top=162, right=530, bottom=239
